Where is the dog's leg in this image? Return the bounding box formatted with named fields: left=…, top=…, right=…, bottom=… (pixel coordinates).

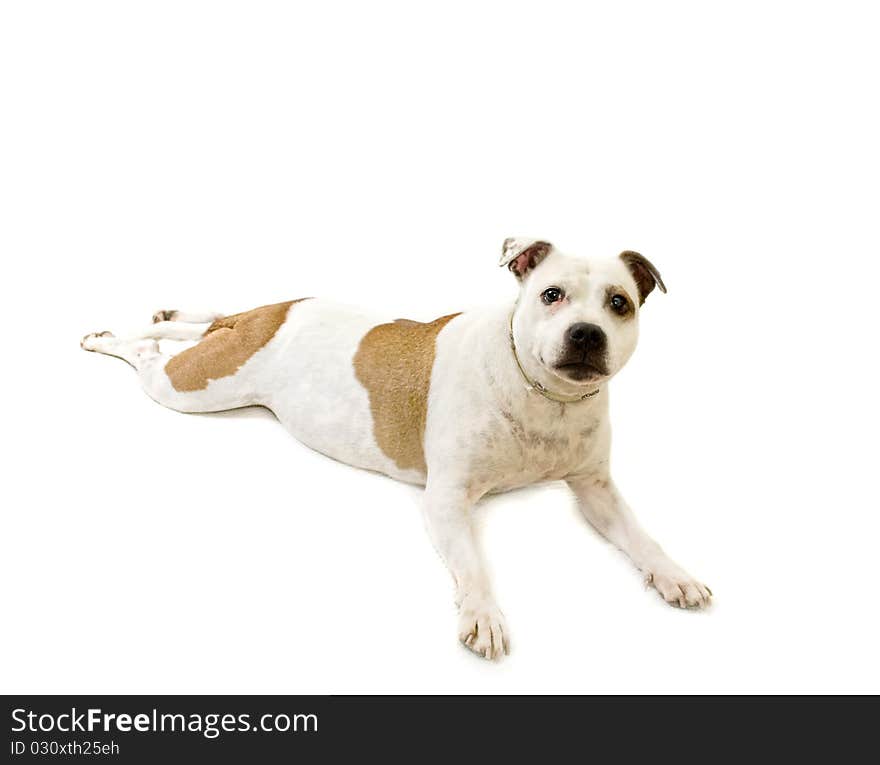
left=95, top=321, right=213, bottom=343
left=81, top=331, right=255, bottom=413
left=152, top=309, right=224, bottom=324
left=566, top=475, right=712, bottom=608
left=80, top=331, right=163, bottom=368
left=422, top=485, right=509, bottom=660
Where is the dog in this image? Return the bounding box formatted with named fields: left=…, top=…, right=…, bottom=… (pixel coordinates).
left=81, top=238, right=711, bottom=660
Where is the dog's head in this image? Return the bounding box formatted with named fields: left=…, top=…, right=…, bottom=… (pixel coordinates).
left=501, top=238, right=665, bottom=391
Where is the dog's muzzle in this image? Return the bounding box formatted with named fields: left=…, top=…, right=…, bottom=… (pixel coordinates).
left=555, top=322, right=609, bottom=381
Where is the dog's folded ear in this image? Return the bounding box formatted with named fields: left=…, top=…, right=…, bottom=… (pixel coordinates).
left=500, top=238, right=554, bottom=279
left=620, top=251, right=667, bottom=304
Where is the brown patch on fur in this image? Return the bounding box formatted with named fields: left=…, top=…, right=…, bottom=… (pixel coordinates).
left=605, top=285, right=636, bottom=318
left=354, top=313, right=460, bottom=473
left=165, top=300, right=309, bottom=392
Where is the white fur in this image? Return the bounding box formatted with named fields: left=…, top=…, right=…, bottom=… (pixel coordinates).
left=82, top=241, right=710, bottom=661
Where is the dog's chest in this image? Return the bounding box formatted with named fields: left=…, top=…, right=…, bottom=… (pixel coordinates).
left=472, top=406, right=604, bottom=492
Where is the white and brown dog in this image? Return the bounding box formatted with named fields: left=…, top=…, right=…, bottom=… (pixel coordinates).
left=82, top=238, right=711, bottom=660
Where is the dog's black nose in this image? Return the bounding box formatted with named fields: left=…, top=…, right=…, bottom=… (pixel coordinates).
left=567, top=322, right=606, bottom=350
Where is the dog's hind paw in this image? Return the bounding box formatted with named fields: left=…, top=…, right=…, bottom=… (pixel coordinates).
left=152, top=309, right=177, bottom=323
left=81, top=331, right=114, bottom=351
left=458, top=595, right=510, bottom=660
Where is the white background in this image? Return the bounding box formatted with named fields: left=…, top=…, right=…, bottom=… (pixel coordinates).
left=2, top=1, right=878, bottom=693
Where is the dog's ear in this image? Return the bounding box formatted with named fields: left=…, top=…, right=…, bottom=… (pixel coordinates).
left=620, top=251, right=666, bottom=304
left=499, top=238, right=553, bottom=279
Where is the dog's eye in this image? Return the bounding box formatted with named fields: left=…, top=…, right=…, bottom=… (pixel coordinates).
left=541, top=287, right=564, bottom=305
left=609, top=294, right=629, bottom=313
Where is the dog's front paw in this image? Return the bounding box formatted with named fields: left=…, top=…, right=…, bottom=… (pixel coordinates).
left=646, top=565, right=712, bottom=609
left=458, top=595, right=510, bottom=660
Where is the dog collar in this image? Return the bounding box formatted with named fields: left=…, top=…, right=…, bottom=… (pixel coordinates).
left=508, top=313, right=601, bottom=404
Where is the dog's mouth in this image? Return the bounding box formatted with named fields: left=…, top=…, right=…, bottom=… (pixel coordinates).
left=553, top=357, right=609, bottom=382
